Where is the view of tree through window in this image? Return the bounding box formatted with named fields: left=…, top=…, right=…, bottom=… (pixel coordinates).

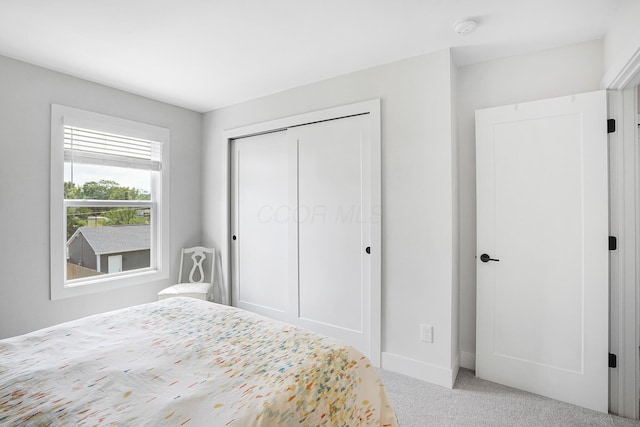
left=65, top=179, right=150, bottom=239
left=64, top=173, right=154, bottom=280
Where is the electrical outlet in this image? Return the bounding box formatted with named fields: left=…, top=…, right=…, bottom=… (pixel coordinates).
left=420, top=324, right=433, bottom=343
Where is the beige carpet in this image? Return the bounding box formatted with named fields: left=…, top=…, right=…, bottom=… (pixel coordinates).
left=379, top=368, right=640, bottom=427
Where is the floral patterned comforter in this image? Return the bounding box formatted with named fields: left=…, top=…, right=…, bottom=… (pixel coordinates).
left=0, top=297, right=398, bottom=426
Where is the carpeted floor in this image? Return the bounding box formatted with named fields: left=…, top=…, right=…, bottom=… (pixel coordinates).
left=379, top=368, right=640, bottom=427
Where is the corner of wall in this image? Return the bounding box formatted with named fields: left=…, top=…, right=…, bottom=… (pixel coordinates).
left=382, top=351, right=459, bottom=389
left=449, top=49, right=461, bottom=371
left=460, top=350, right=476, bottom=371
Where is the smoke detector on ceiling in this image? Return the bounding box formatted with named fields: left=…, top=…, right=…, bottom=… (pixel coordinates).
left=453, top=18, right=478, bottom=36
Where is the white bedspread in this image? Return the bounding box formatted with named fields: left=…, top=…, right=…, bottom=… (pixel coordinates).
left=0, top=297, right=398, bottom=426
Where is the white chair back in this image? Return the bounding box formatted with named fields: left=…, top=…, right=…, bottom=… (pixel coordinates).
left=178, top=247, right=215, bottom=285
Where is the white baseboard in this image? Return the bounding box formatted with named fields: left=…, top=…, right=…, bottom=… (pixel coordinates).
left=460, top=350, right=476, bottom=370
left=381, top=351, right=459, bottom=388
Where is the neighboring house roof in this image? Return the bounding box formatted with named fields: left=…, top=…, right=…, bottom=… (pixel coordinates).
left=68, top=225, right=150, bottom=255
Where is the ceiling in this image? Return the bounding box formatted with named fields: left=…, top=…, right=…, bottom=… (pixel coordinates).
left=0, top=0, right=620, bottom=112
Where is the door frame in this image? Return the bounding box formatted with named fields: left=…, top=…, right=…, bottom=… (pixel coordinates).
left=603, top=47, right=640, bottom=419
left=222, top=99, right=382, bottom=366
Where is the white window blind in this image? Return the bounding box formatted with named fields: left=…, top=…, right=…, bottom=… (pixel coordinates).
left=64, top=125, right=161, bottom=171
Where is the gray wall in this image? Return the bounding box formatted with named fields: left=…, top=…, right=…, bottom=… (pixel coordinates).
left=68, top=234, right=97, bottom=270
left=120, top=250, right=150, bottom=273
left=202, top=49, right=460, bottom=385
left=0, top=54, right=203, bottom=339
left=98, top=250, right=150, bottom=274
left=456, top=40, right=604, bottom=366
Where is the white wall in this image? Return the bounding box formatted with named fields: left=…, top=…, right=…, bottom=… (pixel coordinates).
left=0, top=55, right=203, bottom=339
left=603, top=0, right=640, bottom=86
left=202, top=49, right=460, bottom=386
left=456, top=40, right=604, bottom=366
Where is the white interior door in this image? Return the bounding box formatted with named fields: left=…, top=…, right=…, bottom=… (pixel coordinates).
left=231, top=131, right=293, bottom=321
left=475, top=90, right=609, bottom=412
left=289, top=114, right=373, bottom=358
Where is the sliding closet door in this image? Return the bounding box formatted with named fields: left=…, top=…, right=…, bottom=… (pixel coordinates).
left=229, top=102, right=381, bottom=365
left=290, top=114, right=374, bottom=357
left=231, top=131, right=294, bottom=321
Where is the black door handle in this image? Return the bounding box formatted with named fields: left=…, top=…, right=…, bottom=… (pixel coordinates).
left=480, top=253, right=499, bottom=263
left=365, top=246, right=371, bottom=254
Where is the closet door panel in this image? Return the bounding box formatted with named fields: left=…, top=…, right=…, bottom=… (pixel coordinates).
left=295, top=115, right=370, bottom=340
left=231, top=131, right=291, bottom=320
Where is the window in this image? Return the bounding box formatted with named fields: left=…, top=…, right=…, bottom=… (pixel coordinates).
left=50, top=105, right=169, bottom=299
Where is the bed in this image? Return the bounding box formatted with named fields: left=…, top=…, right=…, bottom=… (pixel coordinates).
left=0, top=297, right=398, bottom=426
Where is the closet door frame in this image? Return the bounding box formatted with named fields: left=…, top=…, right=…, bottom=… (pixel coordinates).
left=223, top=99, right=381, bottom=365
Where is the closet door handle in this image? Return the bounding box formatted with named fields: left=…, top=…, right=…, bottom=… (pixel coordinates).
left=365, top=246, right=371, bottom=254
left=232, top=235, right=237, bottom=241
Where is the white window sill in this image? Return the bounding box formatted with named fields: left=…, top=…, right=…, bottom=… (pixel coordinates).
left=51, top=269, right=169, bottom=300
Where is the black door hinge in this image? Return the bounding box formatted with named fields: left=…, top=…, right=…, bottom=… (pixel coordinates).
left=609, top=353, right=617, bottom=368
left=608, top=119, right=616, bottom=133
left=609, top=236, right=617, bottom=251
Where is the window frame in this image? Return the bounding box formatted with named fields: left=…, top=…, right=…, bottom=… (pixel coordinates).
left=50, top=104, right=170, bottom=300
